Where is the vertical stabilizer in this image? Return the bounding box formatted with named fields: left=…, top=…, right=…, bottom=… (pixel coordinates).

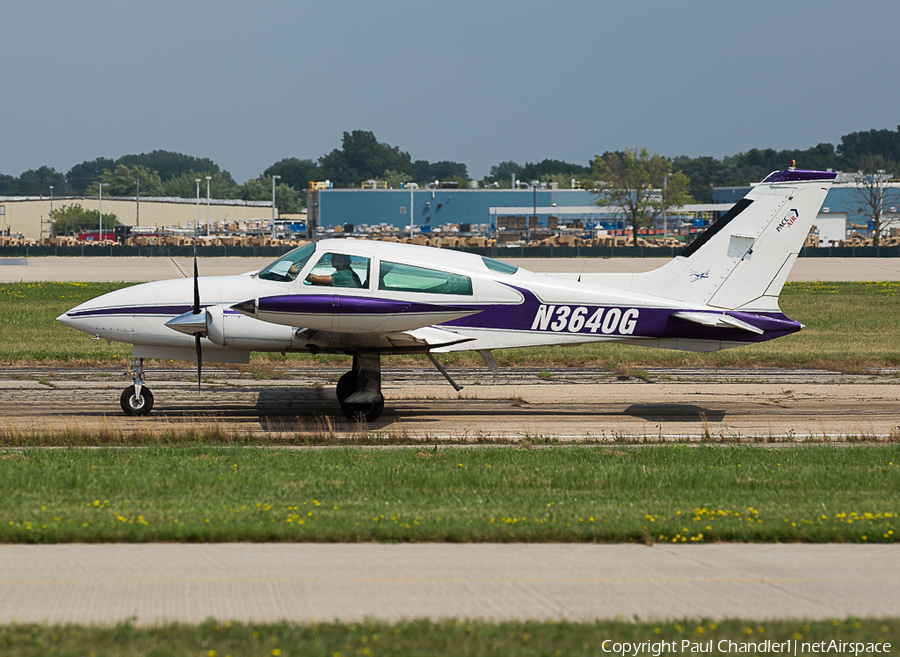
left=627, top=169, right=835, bottom=311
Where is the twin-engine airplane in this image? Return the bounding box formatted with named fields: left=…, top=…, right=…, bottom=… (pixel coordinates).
left=58, top=168, right=836, bottom=422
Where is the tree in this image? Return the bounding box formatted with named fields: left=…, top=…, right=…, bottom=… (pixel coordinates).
left=0, top=172, right=15, bottom=195
left=382, top=170, right=411, bottom=189
left=413, top=160, right=468, bottom=184
left=672, top=155, right=745, bottom=202
left=164, top=171, right=240, bottom=199
left=264, top=158, right=322, bottom=191
left=482, top=161, right=522, bottom=187
left=115, top=150, right=221, bottom=182
left=838, top=126, right=900, bottom=167
left=66, top=157, right=115, bottom=195
left=318, top=130, right=414, bottom=188
left=86, top=165, right=164, bottom=198
left=520, top=159, right=590, bottom=183
left=240, top=176, right=304, bottom=214
left=591, top=148, right=692, bottom=246
left=13, top=166, right=67, bottom=196
left=51, top=203, right=119, bottom=236
left=848, top=156, right=900, bottom=247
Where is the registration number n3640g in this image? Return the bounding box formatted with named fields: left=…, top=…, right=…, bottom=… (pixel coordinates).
left=530, top=305, right=639, bottom=334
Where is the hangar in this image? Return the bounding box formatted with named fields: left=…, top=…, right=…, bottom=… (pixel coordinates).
left=0, top=195, right=274, bottom=240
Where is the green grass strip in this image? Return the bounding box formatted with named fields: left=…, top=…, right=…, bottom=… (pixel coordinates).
left=3, top=281, right=900, bottom=368
left=0, top=618, right=895, bottom=656
left=1, top=446, right=897, bottom=544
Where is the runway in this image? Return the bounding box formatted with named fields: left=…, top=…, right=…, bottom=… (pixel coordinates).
left=1, top=543, right=897, bottom=624
left=1, top=366, right=899, bottom=441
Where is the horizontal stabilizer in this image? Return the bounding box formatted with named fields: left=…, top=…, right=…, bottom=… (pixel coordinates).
left=672, top=311, right=764, bottom=334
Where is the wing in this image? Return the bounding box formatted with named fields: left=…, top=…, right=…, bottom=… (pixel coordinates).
left=294, top=325, right=475, bottom=354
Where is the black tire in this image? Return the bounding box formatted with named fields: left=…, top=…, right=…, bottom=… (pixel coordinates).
left=336, top=370, right=384, bottom=422
left=336, top=371, right=357, bottom=402
left=120, top=385, right=154, bottom=416
left=342, top=395, right=385, bottom=423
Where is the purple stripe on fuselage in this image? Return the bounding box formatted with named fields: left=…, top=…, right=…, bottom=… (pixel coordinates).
left=68, top=305, right=268, bottom=318
left=257, top=294, right=482, bottom=316
left=442, top=285, right=801, bottom=344
left=67, top=304, right=195, bottom=318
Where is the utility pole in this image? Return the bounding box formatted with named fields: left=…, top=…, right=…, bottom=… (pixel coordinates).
left=271, top=175, right=280, bottom=239
left=205, top=176, right=212, bottom=237
left=662, top=174, right=668, bottom=239
left=135, top=177, right=140, bottom=227
left=98, top=183, right=109, bottom=241
left=195, top=179, right=201, bottom=239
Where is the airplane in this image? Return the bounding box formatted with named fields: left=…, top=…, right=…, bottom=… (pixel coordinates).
left=58, top=167, right=836, bottom=422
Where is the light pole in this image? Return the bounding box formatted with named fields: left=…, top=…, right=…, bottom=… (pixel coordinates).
left=98, top=182, right=109, bottom=241
left=662, top=173, right=669, bottom=239
left=135, top=177, right=140, bottom=227
left=205, top=176, right=212, bottom=237
left=49, top=186, right=54, bottom=237
left=195, top=179, right=201, bottom=239
left=271, top=175, right=280, bottom=239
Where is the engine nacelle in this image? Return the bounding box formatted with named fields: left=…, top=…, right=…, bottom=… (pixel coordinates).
left=205, top=305, right=297, bottom=350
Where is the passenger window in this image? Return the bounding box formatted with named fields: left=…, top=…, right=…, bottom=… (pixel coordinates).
left=378, top=261, right=473, bottom=295
left=304, top=253, right=369, bottom=288
left=482, top=257, right=518, bottom=275
left=257, top=242, right=316, bottom=282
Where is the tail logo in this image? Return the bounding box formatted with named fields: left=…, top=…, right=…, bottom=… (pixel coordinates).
left=689, top=269, right=710, bottom=282
left=776, top=209, right=800, bottom=233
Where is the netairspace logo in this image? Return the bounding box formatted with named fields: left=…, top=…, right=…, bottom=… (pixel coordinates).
left=600, top=639, right=892, bottom=656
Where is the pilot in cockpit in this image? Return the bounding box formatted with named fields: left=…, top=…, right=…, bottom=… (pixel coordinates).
left=305, top=253, right=363, bottom=288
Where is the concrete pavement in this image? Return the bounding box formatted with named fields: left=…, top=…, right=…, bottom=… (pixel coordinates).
left=0, top=543, right=897, bottom=624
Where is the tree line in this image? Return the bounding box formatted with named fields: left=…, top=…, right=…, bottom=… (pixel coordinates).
left=2, top=126, right=899, bottom=214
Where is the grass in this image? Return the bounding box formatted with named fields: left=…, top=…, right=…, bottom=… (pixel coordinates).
left=2, top=281, right=900, bottom=369
left=0, top=445, right=897, bottom=544
left=0, top=618, right=895, bottom=656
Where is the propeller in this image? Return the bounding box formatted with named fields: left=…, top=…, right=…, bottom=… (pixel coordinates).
left=162, top=247, right=208, bottom=391
left=192, top=247, right=202, bottom=392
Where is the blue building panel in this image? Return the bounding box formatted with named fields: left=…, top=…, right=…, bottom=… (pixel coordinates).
left=318, top=189, right=598, bottom=229
left=713, top=184, right=874, bottom=228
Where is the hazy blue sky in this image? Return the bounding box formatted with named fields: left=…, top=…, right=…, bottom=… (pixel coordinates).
left=2, top=0, right=897, bottom=183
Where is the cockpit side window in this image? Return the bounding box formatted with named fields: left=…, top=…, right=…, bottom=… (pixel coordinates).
left=378, top=261, right=473, bottom=295
left=304, top=253, right=370, bottom=288
left=257, top=242, right=316, bottom=282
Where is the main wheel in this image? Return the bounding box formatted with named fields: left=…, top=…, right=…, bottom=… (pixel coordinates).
left=336, top=371, right=356, bottom=402
left=342, top=395, right=385, bottom=423
left=335, top=371, right=385, bottom=423
left=120, top=385, right=154, bottom=416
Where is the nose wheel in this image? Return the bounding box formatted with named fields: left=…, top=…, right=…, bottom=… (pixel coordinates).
left=121, top=358, right=154, bottom=416
left=120, top=385, right=154, bottom=416
left=337, top=353, right=384, bottom=423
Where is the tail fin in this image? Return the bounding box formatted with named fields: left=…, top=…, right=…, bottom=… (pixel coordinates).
left=625, top=169, right=835, bottom=311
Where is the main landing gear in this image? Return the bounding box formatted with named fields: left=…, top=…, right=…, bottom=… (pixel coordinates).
left=121, top=358, right=154, bottom=416
left=336, top=352, right=384, bottom=423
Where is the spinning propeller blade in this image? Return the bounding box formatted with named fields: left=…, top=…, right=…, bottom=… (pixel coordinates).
left=192, top=247, right=202, bottom=392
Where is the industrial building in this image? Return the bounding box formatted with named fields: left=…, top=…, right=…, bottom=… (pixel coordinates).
left=0, top=195, right=275, bottom=240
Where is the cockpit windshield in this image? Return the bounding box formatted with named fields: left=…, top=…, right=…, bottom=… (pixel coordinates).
left=256, top=242, right=317, bottom=282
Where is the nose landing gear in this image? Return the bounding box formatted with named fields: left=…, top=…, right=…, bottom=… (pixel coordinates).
left=121, top=358, right=154, bottom=416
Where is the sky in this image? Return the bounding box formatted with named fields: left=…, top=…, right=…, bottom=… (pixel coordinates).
left=2, top=0, right=898, bottom=184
